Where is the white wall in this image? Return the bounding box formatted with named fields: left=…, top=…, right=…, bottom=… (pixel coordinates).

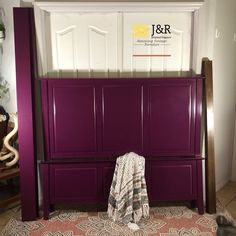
left=0, top=0, right=20, bottom=113
left=213, top=0, right=236, bottom=190
left=232, top=119, right=236, bottom=180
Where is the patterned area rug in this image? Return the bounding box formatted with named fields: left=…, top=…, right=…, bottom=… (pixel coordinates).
left=1, top=206, right=217, bottom=236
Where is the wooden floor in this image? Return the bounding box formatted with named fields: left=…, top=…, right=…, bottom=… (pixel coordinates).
left=0, top=200, right=21, bottom=232
left=0, top=167, right=21, bottom=232
left=0, top=167, right=20, bottom=210
left=1, top=182, right=236, bottom=232
left=216, top=181, right=236, bottom=220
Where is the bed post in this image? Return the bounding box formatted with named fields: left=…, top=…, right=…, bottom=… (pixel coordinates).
left=13, top=8, right=38, bottom=220
left=201, top=58, right=216, bottom=214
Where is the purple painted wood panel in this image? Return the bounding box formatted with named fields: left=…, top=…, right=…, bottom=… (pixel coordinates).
left=42, top=157, right=203, bottom=219
left=101, top=83, right=143, bottom=154
left=47, top=80, right=97, bottom=158
left=41, top=80, right=51, bottom=160
left=147, top=80, right=196, bottom=156
left=41, top=78, right=201, bottom=158
left=147, top=160, right=196, bottom=201
left=100, top=166, right=115, bottom=202
left=42, top=164, right=50, bottom=220
left=40, top=77, right=204, bottom=218
left=50, top=164, right=98, bottom=202
left=13, top=8, right=38, bottom=221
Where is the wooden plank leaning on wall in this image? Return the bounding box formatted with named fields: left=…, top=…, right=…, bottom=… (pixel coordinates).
left=201, top=58, right=216, bottom=214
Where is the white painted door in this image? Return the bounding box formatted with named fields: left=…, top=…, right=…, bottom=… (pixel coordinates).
left=47, top=12, right=192, bottom=78
left=49, top=13, right=118, bottom=77
left=123, top=12, right=192, bottom=77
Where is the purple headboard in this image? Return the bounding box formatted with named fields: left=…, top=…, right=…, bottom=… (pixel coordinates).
left=41, top=77, right=202, bottom=161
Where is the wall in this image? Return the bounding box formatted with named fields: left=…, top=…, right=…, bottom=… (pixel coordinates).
left=213, top=0, right=236, bottom=189
left=0, top=0, right=20, bottom=113
left=232, top=119, right=236, bottom=180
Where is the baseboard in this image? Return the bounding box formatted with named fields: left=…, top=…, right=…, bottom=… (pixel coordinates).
left=216, top=178, right=230, bottom=192
left=37, top=160, right=43, bottom=207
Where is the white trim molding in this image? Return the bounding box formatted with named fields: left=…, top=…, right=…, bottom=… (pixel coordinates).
left=34, top=2, right=203, bottom=13
left=33, top=1, right=205, bottom=76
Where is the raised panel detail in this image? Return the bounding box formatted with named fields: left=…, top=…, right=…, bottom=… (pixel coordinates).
left=148, top=161, right=196, bottom=201
left=55, top=26, right=77, bottom=71
left=101, top=166, right=115, bottom=201
left=168, top=28, right=184, bottom=71
left=102, top=84, right=143, bottom=153
left=48, top=13, right=118, bottom=78
left=48, top=82, right=97, bottom=157
left=40, top=77, right=204, bottom=219
left=45, top=12, right=192, bottom=78
left=147, top=80, right=195, bottom=155
left=51, top=165, right=97, bottom=201
left=89, top=26, right=108, bottom=76
left=44, top=79, right=197, bottom=158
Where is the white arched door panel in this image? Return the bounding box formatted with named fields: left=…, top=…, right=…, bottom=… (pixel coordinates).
left=45, top=11, right=193, bottom=78
left=76, top=13, right=118, bottom=77
left=49, top=13, right=118, bottom=78
left=49, top=13, right=79, bottom=77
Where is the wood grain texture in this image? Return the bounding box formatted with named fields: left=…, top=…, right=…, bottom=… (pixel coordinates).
left=202, top=58, right=216, bottom=214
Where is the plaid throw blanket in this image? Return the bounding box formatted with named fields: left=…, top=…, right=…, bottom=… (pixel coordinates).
left=107, top=152, right=149, bottom=224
